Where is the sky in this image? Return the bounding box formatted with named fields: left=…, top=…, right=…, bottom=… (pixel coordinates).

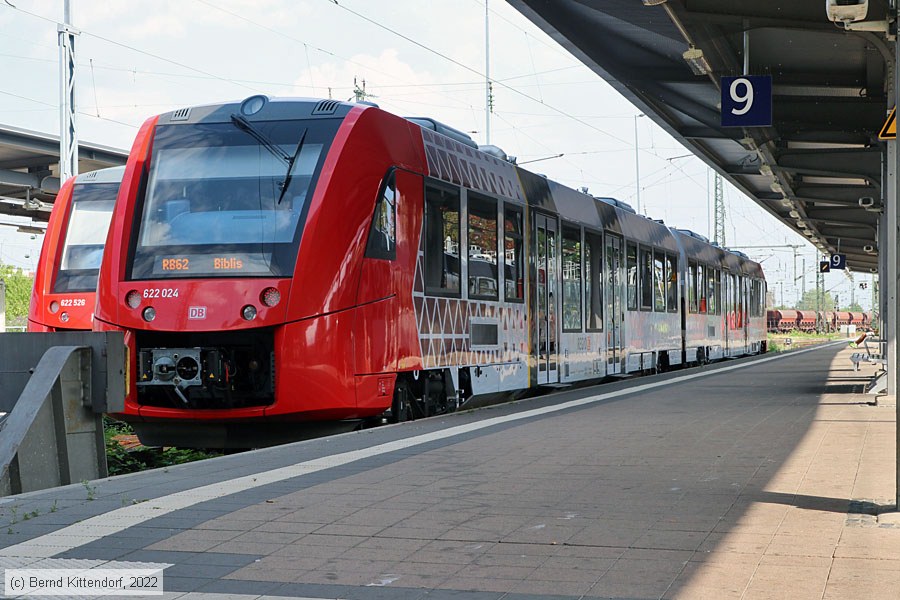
left=0, top=0, right=875, bottom=310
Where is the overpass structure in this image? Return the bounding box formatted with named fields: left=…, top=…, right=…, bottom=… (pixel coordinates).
left=508, top=0, right=900, bottom=505
left=0, top=124, right=127, bottom=223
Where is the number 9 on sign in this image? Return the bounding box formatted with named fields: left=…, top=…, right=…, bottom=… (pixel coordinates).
left=830, top=254, right=846, bottom=270
left=720, top=75, right=771, bottom=128
left=729, top=78, right=754, bottom=116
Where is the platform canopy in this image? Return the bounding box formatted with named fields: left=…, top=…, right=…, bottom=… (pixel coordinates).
left=509, top=0, right=891, bottom=272
left=0, top=124, right=127, bottom=223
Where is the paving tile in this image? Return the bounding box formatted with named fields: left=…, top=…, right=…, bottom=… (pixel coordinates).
left=195, top=578, right=283, bottom=596
left=667, top=560, right=756, bottom=598
left=209, top=540, right=287, bottom=555
left=742, top=564, right=830, bottom=600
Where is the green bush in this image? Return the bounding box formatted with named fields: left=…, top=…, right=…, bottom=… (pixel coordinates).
left=104, top=418, right=221, bottom=476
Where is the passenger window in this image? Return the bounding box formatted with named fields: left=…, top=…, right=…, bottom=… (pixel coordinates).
left=712, top=269, right=721, bottom=315
left=585, top=232, right=603, bottom=331
left=504, top=205, right=524, bottom=302
left=688, top=262, right=697, bottom=313
left=626, top=242, right=638, bottom=310
left=640, top=247, right=653, bottom=310
left=467, top=193, right=499, bottom=300
left=562, top=225, right=582, bottom=332
left=424, top=183, right=461, bottom=296
left=653, top=250, right=665, bottom=312
left=698, top=264, right=707, bottom=314
left=364, top=170, right=397, bottom=260
left=666, top=254, right=677, bottom=312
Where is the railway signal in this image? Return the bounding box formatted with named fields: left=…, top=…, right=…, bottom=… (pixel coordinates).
left=819, top=260, right=830, bottom=273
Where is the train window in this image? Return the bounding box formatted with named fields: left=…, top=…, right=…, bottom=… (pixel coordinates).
left=760, top=281, right=767, bottom=316
left=688, top=262, right=697, bottom=313
left=130, top=118, right=335, bottom=279
left=709, top=269, right=722, bottom=315
left=640, top=247, right=653, bottom=310
left=53, top=182, right=117, bottom=293
left=698, top=264, right=706, bottom=314
left=666, top=254, right=677, bottom=313
left=755, top=280, right=762, bottom=317
left=503, top=205, right=524, bottom=302
left=626, top=242, right=638, bottom=310
left=364, top=169, right=396, bottom=260
left=749, top=279, right=756, bottom=317
left=756, top=280, right=765, bottom=317
left=585, top=231, right=603, bottom=331
left=653, top=250, right=665, bottom=312
left=561, top=225, right=582, bottom=332
left=467, top=193, right=499, bottom=300
left=424, top=183, right=461, bottom=296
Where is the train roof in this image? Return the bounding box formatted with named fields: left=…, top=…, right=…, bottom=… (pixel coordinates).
left=74, top=165, right=125, bottom=185
left=156, top=96, right=360, bottom=126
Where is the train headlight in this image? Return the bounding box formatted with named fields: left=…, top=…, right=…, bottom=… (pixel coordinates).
left=241, top=304, right=257, bottom=321
left=142, top=307, right=156, bottom=322
left=49, top=301, right=60, bottom=313
left=240, top=94, right=267, bottom=116
left=59, top=312, right=69, bottom=323
left=260, top=287, right=281, bottom=307
left=126, top=290, right=141, bottom=309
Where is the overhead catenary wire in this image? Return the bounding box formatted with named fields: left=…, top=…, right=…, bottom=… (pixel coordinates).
left=5, top=0, right=741, bottom=221
left=4, top=2, right=261, bottom=93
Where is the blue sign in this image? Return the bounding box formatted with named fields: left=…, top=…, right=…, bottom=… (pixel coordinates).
left=830, top=254, right=847, bottom=270
left=721, top=75, right=772, bottom=127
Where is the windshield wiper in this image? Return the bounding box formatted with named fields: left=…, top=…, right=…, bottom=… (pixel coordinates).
left=276, top=129, right=307, bottom=205
left=230, top=114, right=306, bottom=205
left=230, top=114, right=290, bottom=164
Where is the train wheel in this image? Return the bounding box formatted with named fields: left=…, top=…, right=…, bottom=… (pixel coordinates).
left=388, top=380, right=413, bottom=423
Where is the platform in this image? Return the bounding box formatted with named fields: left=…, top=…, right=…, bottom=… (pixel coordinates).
left=0, top=343, right=896, bottom=599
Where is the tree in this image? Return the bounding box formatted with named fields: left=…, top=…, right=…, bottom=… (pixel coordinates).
left=794, top=288, right=834, bottom=311
left=0, top=264, right=34, bottom=320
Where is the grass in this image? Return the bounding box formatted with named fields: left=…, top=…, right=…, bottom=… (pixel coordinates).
left=104, top=417, right=222, bottom=476
left=767, top=330, right=846, bottom=353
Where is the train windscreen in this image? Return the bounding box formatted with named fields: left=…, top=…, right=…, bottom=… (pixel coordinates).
left=129, top=118, right=337, bottom=279
left=52, top=182, right=117, bottom=293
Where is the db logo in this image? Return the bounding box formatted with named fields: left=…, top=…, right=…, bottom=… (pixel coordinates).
left=188, top=306, right=207, bottom=320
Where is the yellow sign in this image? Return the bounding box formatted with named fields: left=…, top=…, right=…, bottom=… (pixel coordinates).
left=879, top=107, right=896, bottom=140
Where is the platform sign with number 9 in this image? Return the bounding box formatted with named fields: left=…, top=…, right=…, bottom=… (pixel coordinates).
left=721, top=75, right=772, bottom=127
left=830, top=254, right=846, bottom=270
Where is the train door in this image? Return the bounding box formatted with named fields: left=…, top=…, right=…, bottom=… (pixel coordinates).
left=533, top=212, right=559, bottom=385
left=742, top=276, right=750, bottom=352
left=723, top=270, right=732, bottom=355
left=605, top=234, right=625, bottom=374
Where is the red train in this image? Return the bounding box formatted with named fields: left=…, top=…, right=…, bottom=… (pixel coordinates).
left=765, top=309, right=873, bottom=333
left=27, top=167, right=123, bottom=332
left=767, top=309, right=799, bottom=332
left=94, top=97, right=767, bottom=447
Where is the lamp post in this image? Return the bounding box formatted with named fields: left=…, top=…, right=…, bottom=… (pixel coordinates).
left=634, top=113, right=645, bottom=214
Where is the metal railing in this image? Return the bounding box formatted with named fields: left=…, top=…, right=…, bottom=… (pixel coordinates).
left=0, top=332, right=124, bottom=497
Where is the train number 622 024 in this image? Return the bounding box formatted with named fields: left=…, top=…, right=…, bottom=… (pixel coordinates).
left=142, top=288, right=179, bottom=299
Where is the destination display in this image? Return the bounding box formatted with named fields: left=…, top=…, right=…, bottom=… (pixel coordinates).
left=152, top=254, right=273, bottom=276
